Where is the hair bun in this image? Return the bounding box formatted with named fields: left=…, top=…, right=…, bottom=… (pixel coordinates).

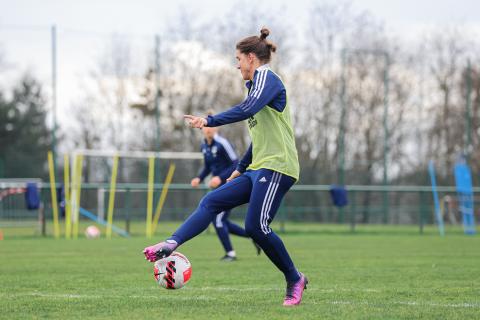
left=260, top=27, right=270, bottom=40
left=267, top=42, right=277, bottom=53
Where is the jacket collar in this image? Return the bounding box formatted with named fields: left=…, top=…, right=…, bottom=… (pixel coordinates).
left=246, top=64, right=270, bottom=89
left=256, top=64, right=270, bottom=72
left=204, top=133, right=219, bottom=146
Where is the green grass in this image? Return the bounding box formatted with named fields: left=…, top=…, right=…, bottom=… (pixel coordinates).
left=0, top=223, right=479, bottom=319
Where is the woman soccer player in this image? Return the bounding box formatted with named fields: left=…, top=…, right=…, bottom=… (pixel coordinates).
left=144, top=27, right=307, bottom=306
left=192, top=124, right=260, bottom=261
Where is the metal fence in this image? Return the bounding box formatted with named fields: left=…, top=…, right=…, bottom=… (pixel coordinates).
left=2, top=183, right=477, bottom=236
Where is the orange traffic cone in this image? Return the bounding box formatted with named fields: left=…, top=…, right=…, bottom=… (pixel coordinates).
left=0, top=230, right=3, bottom=240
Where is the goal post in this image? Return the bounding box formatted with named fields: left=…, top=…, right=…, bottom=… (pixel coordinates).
left=106, top=155, right=119, bottom=239
left=59, top=149, right=202, bottom=239
left=47, top=151, right=61, bottom=238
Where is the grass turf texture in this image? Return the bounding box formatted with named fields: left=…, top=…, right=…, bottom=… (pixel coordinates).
left=0, top=223, right=479, bottom=319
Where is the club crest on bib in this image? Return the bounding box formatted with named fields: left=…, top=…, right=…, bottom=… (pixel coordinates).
left=248, top=116, right=257, bottom=129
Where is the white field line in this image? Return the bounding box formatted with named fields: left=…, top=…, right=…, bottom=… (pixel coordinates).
left=0, top=292, right=214, bottom=301
left=324, top=300, right=480, bottom=308
left=194, top=287, right=380, bottom=293
left=1, top=289, right=479, bottom=309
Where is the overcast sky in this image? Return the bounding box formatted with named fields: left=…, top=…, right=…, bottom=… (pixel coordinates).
left=2, top=0, right=479, bottom=33
left=1, top=0, right=479, bottom=124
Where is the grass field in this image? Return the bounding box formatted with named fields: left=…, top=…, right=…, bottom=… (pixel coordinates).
left=0, top=222, right=479, bottom=319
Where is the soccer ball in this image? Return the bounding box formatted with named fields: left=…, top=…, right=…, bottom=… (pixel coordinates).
left=154, top=252, right=192, bottom=289
left=85, top=225, right=101, bottom=239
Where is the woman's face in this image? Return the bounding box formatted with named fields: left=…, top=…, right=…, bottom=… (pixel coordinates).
left=202, top=126, right=217, bottom=140
left=236, top=50, right=254, bottom=80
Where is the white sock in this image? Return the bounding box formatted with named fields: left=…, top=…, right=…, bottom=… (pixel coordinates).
left=227, top=250, right=236, bottom=257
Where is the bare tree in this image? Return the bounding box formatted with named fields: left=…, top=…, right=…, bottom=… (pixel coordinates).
left=66, top=34, right=152, bottom=183
left=287, top=2, right=418, bottom=222
left=95, top=35, right=132, bottom=151
left=288, top=1, right=353, bottom=184
left=460, top=63, right=480, bottom=176
left=67, top=96, right=102, bottom=182
left=342, top=14, right=420, bottom=221
left=423, top=28, right=469, bottom=176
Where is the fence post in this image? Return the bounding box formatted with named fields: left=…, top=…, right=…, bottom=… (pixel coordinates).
left=382, top=53, right=390, bottom=224
left=125, top=187, right=131, bottom=234
left=419, top=191, right=425, bottom=234
left=350, top=190, right=356, bottom=233
left=39, top=202, right=46, bottom=237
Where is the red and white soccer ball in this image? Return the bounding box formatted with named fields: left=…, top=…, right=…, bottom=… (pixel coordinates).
left=85, top=225, right=101, bottom=239
left=154, top=252, right=192, bottom=289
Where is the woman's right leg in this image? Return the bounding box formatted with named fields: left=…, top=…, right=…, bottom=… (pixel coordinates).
left=170, top=175, right=251, bottom=245
left=143, top=175, right=252, bottom=262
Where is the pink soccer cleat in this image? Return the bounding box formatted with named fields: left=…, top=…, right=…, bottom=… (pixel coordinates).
left=143, top=240, right=177, bottom=262
left=283, top=272, right=308, bottom=306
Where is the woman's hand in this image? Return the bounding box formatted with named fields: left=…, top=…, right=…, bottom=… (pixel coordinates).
left=190, top=177, right=200, bottom=188
left=184, top=115, right=207, bottom=129
left=226, top=170, right=241, bottom=182
left=208, top=176, right=222, bottom=189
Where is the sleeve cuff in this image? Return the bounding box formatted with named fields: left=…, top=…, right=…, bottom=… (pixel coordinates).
left=206, top=115, right=214, bottom=127
left=236, top=164, right=247, bottom=173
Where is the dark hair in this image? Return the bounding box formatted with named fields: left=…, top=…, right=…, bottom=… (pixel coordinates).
left=236, top=27, right=277, bottom=63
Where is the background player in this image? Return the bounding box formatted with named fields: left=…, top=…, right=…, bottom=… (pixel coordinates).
left=191, top=123, right=260, bottom=261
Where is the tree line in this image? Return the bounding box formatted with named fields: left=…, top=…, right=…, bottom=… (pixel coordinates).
left=1, top=1, right=479, bottom=189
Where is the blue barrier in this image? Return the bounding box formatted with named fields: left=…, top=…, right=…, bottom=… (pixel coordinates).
left=25, top=182, right=40, bottom=210
left=329, top=185, right=348, bottom=207
left=454, top=158, right=476, bottom=235
left=78, top=207, right=129, bottom=238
